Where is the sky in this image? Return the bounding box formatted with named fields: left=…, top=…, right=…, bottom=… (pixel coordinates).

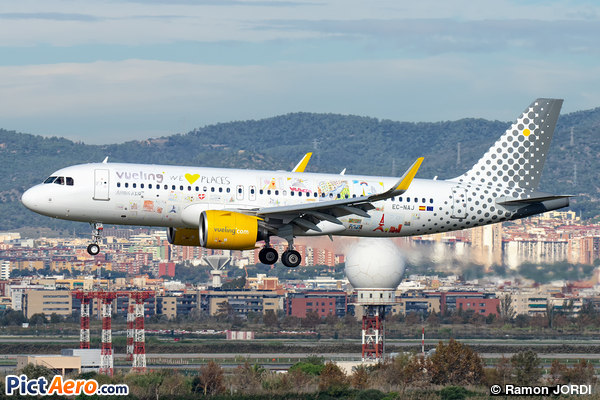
left=1, top=0, right=600, bottom=144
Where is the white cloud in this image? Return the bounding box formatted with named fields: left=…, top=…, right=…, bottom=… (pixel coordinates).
left=0, top=0, right=598, bottom=46
left=1, top=57, right=599, bottom=143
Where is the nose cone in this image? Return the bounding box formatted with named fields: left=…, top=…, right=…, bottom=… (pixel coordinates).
left=21, top=187, right=39, bottom=211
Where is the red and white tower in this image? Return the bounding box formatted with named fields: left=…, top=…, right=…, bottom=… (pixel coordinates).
left=130, top=291, right=154, bottom=373
left=126, top=302, right=135, bottom=361
left=71, top=291, right=95, bottom=349
left=98, top=292, right=118, bottom=377
left=362, top=305, right=385, bottom=361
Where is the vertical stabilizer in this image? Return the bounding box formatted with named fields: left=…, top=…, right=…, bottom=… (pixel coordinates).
left=450, top=98, right=563, bottom=190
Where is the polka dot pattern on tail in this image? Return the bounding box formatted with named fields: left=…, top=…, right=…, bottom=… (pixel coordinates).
left=451, top=99, right=563, bottom=192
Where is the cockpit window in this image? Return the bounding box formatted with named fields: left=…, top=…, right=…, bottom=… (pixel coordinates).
left=54, top=177, right=65, bottom=185
left=66, top=177, right=74, bottom=186
left=44, top=176, right=57, bottom=184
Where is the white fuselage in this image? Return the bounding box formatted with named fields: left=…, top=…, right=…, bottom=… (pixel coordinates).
left=22, top=162, right=484, bottom=238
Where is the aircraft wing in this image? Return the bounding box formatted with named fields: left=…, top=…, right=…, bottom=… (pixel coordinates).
left=244, top=158, right=423, bottom=231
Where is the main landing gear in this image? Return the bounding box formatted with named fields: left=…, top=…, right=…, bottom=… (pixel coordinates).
left=258, top=236, right=301, bottom=268
left=87, top=222, right=103, bottom=256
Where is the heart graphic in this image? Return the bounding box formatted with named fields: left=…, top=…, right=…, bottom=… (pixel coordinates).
left=198, top=194, right=205, bottom=200
left=185, top=173, right=200, bottom=184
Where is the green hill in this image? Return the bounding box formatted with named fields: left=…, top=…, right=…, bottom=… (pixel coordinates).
left=1, top=105, right=599, bottom=233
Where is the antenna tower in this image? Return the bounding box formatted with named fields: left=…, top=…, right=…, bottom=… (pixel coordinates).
left=570, top=127, right=574, bottom=146
left=457, top=142, right=461, bottom=165
left=313, top=139, right=320, bottom=166
left=573, top=164, right=577, bottom=187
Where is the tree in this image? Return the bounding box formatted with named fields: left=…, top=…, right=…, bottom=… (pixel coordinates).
left=215, top=301, right=234, bottom=322
left=20, top=364, right=54, bottom=382
left=549, top=359, right=567, bottom=384
left=511, top=350, right=542, bottom=386
left=428, top=339, right=486, bottom=386
left=233, top=362, right=262, bottom=393
left=351, top=365, right=369, bottom=390
left=513, top=314, right=530, bottom=328
left=496, top=294, right=515, bottom=321
left=302, top=311, right=321, bottom=329
left=194, top=361, right=225, bottom=396
left=318, top=361, right=348, bottom=394
left=263, top=310, right=279, bottom=328
left=563, top=359, right=597, bottom=385
left=29, top=313, right=47, bottom=325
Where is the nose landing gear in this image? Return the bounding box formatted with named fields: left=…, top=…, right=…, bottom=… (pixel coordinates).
left=87, top=222, right=103, bottom=256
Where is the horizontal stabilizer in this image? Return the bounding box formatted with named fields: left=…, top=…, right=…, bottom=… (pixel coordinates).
left=497, top=194, right=573, bottom=206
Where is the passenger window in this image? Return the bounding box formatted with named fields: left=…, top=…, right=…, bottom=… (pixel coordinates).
left=125, top=183, right=129, bottom=188
left=211, top=187, right=215, bottom=192
left=172, top=185, right=176, bottom=190
left=133, top=183, right=137, bottom=188
left=283, top=190, right=287, bottom=196
left=314, top=193, right=318, bottom=197
left=227, top=188, right=230, bottom=193
left=180, top=185, right=183, bottom=191
left=267, top=190, right=271, bottom=195
left=251, top=188, right=255, bottom=194
left=164, top=185, right=168, bottom=190
left=430, top=198, right=433, bottom=203
left=407, top=197, right=410, bottom=202
left=148, top=184, right=152, bottom=189
left=238, top=188, right=242, bottom=194
left=260, top=189, right=264, bottom=195
left=66, top=177, right=74, bottom=186
left=219, top=187, right=223, bottom=193
left=391, top=197, right=395, bottom=201
left=203, top=186, right=207, bottom=192
left=188, top=186, right=191, bottom=191
left=414, top=197, right=418, bottom=202
left=117, top=182, right=121, bottom=188
left=291, top=191, right=295, bottom=196
left=44, top=176, right=57, bottom=184
left=275, top=190, right=279, bottom=195
left=54, top=177, right=65, bottom=185
left=337, top=194, right=340, bottom=198
left=399, top=197, right=403, bottom=202
left=195, top=186, right=199, bottom=191
left=140, top=183, right=144, bottom=189
left=422, top=198, right=426, bottom=203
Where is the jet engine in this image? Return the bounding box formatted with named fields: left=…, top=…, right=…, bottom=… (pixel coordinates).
left=199, top=210, right=265, bottom=250
left=167, top=227, right=201, bottom=246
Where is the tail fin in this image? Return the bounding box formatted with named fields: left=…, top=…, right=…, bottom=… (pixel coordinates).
left=451, top=98, right=563, bottom=190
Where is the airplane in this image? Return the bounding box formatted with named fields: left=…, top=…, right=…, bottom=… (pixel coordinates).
left=21, top=99, right=570, bottom=268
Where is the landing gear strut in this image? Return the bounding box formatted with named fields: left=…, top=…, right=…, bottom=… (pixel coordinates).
left=87, top=222, right=103, bottom=256
left=281, top=236, right=301, bottom=268
left=258, top=232, right=302, bottom=268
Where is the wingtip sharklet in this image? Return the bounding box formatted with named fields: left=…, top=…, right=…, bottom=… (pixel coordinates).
left=395, top=157, right=424, bottom=192
left=292, top=152, right=313, bottom=173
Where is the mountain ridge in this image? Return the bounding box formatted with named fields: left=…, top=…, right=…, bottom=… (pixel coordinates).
left=1, top=104, right=599, bottom=232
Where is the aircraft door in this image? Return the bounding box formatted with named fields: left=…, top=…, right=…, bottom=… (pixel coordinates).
left=249, top=185, right=256, bottom=201
left=451, top=187, right=467, bottom=218
left=236, top=185, right=244, bottom=201
left=94, top=169, right=110, bottom=201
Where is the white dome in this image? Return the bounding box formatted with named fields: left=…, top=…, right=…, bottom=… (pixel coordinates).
left=345, top=238, right=405, bottom=289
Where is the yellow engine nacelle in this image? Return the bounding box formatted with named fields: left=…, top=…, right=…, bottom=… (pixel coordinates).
left=167, top=227, right=201, bottom=246
left=199, top=210, right=261, bottom=250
